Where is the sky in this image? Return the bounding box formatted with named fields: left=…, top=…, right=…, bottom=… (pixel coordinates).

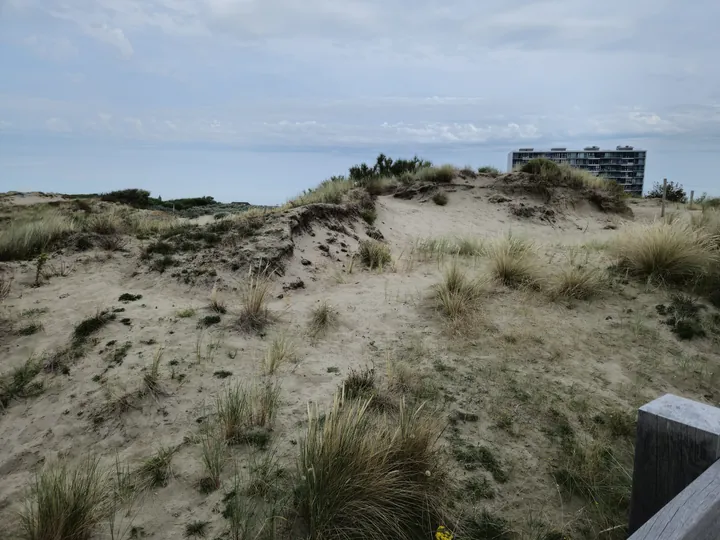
left=1, top=0, right=719, bottom=204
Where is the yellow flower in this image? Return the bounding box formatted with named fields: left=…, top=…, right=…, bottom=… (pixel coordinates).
left=436, top=525, right=453, bottom=540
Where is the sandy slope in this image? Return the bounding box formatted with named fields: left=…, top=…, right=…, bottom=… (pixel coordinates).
left=0, top=186, right=716, bottom=539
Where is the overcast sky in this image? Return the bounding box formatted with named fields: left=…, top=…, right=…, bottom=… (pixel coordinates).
left=1, top=0, right=719, bottom=200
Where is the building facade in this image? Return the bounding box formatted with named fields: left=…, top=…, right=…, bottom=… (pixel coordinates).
left=507, top=146, right=646, bottom=196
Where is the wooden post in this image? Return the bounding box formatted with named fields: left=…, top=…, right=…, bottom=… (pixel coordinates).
left=690, top=190, right=695, bottom=208
left=629, top=460, right=720, bottom=540
left=628, top=394, right=720, bottom=534
left=661, top=178, right=667, bottom=217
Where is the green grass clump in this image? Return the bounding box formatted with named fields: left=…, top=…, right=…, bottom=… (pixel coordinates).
left=294, top=396, right=449, bottom=540
left=358, top=240, right=392, bottom=270
left=0, top=212, right=77, bottom=261
left=216, top=381, right=280, bottom=445
left=72, top=311, right=116, bottom=346
left=20, top=456, right=112, bottom=540
left=176, top=307, right=196, bottom=318
left=237, top=269, right=274, bottom=332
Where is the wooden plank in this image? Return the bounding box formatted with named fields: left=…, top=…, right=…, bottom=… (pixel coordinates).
left=628, top=394, right=720, bottom=533
left=628, top=459, right=720, bottom=540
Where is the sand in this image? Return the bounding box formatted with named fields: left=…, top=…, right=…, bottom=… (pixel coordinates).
left=0, top=180, right=716, bottom=539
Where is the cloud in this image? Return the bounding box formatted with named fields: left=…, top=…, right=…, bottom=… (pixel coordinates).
left=45, top=117, right=72, bottom=132
left=82, top=24, right=134, bottom=57
left=0, top=0, right=718, bottom=149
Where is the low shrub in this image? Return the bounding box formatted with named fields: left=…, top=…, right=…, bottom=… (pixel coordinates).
left=432, top=192, right=448, bottom=206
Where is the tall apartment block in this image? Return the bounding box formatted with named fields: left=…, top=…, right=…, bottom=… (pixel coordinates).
left=507, top=146, right=647, bottom=196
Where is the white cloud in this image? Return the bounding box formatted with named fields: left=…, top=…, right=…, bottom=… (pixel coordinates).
left=83, top=24, right=134, bottom=57
left=0, top=0, right=718, bottom=148
left=45, top=117, right=72, bottom=132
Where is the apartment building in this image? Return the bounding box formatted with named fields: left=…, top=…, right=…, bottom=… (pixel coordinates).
left=507, top=146, right=647, bottom=196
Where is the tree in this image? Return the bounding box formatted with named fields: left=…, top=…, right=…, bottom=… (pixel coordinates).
left=646, top=180, right=687, bottom=203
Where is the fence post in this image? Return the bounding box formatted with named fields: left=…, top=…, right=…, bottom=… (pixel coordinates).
left=661, top=178, right=667, bottom=217
left=628, top=394, right=720, bottom=534
left=690, top=190, right=695, bottom=208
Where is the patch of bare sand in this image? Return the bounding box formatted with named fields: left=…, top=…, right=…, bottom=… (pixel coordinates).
left=0, top=186, right=718, bottom=540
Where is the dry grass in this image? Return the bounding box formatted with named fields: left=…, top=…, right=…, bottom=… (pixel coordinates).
left=20, top=456, right=112, bottom=540
left=487, top=234, right=538, bottom=287
left=358, top=240, right=392, bottom=270
left=0, top=211, right=77, bottom=261
left=612, top=220, right=719, bottom=283
left=308, top=301, right=338, bottom=338
left=215, top=380, right=280, bottom=445
left=237, top=268, right=273, bottom=332
left=142, top=348, right=165, bottom=397
left=386, top=359, right=438, bottom=400
left=209, top=283, right=226, bottom=313
left=295, top=395, right=449, bottom=540
left=413, top=236, right=484, bottom=261
left=433, top=261, right=485, bottom=320
left=262, top=334, right=296, bottom=375
left=0, top=273, right=12, bottom=302
left=413, top=164, right=456, bottom=184
left=288, top=178, right=354, bottom=207
left=548, top=260, right=609, bottom=300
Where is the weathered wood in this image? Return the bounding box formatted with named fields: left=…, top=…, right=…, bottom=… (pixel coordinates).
left=628, top=459, right=720, bottom=540
left=628, top=394, right=720, bottom=534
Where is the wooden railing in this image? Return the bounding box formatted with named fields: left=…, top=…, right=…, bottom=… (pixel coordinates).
left=627, top=394, right=720, bottom=539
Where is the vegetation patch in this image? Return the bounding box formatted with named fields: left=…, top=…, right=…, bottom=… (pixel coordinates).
left=432, top=192, right=449, bottom=206
left=452, top=443, right=508, bottom=483
left=294, top=397, right=449, bottom=540
left=118, top=293, right=143, bottom=303
left=72, top=310, right=116, bottom=346
left=358, top=239, right=392, bottom=270
left=0, top=357, right=43, bottom=409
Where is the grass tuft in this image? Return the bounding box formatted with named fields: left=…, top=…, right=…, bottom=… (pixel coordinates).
left=237, top=268, right=273, bottom=332
left=358, top=240, right=392, bottom=270
left=262, top=334, right=296, bottom=375
left=549, top=261, right=608, bottom=300
left=295, top=395, right=449, bottom=540
left=198, top=429, right=226, bottom=494
left=414, top=164, right=456, bottom=184
left=137, top=446, right=175, bottom=489
left=487, top=234, right=538, bottom=287
left=612, top=220, right=719, bottom=284
left=185, top=520, right=210, bottom=538
left=0, top=356, right=44, bottom=409
left=216, top=380, right=280, bottom=445
left=20, top=455, right=112, bottom=540
left=308, top=301, right=338, bottom=338
left=433, top=261, right=484, bottom=320
left=0, top=211, right=77, bottom=261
